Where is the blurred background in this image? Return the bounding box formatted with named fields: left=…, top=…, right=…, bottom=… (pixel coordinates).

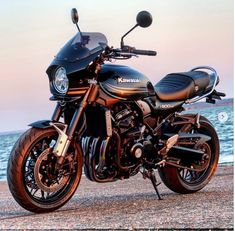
left=0, top=0, right=233, bottom=131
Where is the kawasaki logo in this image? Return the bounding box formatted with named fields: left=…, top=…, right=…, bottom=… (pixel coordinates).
left=117, top=77, right=140, bottom=83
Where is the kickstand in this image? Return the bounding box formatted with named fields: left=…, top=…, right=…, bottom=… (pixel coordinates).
left=149, top=170, right=163, bottom=200
left=142, top=168, right=163, bottom=200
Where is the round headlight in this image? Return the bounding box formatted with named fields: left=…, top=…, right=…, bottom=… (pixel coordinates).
left=53, top=67, right=69, bottom=94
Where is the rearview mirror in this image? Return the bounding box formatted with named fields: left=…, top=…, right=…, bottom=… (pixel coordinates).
left=136, top=11, right=153, bottom=28
left=120, top=10, right=153, bottom=48
left=71, top=8, right=79, bottom=24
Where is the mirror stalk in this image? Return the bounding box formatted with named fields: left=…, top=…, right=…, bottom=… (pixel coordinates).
left=121, top=24, right=138, bottom=48
left=75, top=23, right=83, bottom=37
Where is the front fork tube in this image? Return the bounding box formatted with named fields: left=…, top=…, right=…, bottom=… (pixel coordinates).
left=51, top=102, right=62, bottom=122
left=51, top=84, right=98, bottom=164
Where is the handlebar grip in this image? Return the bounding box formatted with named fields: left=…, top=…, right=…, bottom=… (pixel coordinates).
left=132, top=49, right=157, bottom=56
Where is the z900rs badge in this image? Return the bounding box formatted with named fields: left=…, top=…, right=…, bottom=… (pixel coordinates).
left=117, top=77, right=140, bottom=83
left=161, top=104, right=175, bottom=109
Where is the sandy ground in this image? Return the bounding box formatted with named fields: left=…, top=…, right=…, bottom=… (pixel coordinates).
left=0, top=166, right=233, bottom=229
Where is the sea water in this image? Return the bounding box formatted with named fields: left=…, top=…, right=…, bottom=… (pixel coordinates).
left=0, top=105, right=233, bottom=180
left=183, top=105, right=233, bottom=164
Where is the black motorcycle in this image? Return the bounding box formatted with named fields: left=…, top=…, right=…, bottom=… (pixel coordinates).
left=7, top=9, right=225, bottom=213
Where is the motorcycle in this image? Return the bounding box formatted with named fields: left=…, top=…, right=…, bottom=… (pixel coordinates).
left=7, top=8, right=225, bottom=213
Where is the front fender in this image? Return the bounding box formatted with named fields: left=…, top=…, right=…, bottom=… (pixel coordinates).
left=29, top=115, right=86, bottom=136
left=28, top=120, right=52, bottom=129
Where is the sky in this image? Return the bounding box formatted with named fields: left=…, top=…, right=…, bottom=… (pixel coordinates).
left=0, top=0, right=233, bottom=132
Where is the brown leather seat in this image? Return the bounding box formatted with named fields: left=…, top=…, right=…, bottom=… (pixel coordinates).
left=154, top=71, right=210, bottom=101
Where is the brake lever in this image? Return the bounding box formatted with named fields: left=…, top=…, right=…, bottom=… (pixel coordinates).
left=115, top=52, right=138, bottom=57
left=106, top=50, right=138, bottom=60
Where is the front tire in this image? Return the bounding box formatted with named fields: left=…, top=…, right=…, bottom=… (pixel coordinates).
left=158, top=115, right=219, bottom=194
left=7, top=127, right=83, bottom=213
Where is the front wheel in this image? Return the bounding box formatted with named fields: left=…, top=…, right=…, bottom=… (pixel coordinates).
left=158, top=115, right=219, bottom=194
left=7, top=127, right=83, bottom=213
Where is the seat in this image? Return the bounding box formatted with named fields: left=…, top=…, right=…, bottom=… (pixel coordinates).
left=154, top=71, right=210, bottom=101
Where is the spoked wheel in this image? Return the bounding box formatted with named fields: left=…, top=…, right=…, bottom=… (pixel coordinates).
left=158, top=116, right=219, bottom=194
left=7, top=127, right=83, bottom=213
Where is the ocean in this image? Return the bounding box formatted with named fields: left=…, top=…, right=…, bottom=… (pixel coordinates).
left=0, top=105, right=233, bottom=180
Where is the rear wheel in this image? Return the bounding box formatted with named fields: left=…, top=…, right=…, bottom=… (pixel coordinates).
left=7, top=127, right=83, bottom=213
left=158, top=116, right=219, bottom=193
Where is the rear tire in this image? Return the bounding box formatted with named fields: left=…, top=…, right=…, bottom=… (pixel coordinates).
left=7, top=127, right=83, bottom=213
left=158, top=115, right=219, bottom=194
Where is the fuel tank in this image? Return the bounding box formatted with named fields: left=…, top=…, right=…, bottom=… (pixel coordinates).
left=98, top=64, right=151, bottom=100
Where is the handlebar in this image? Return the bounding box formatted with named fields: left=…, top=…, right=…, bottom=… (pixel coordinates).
left=132, top=49, right=157, bottom=56
left=109, top=46, right=157, bottom=59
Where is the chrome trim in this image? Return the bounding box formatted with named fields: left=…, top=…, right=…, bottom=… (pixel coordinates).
left=105, top=110, right=112, bottom=137
left=50, top=122, right=70, bottom=157
left=136, top=100, right=151, bottom=116
left=88, top=79, right=97, bottom=84
left=185, top=66, right=218, bottom=104
left=52, top=67, right=69, bottom=95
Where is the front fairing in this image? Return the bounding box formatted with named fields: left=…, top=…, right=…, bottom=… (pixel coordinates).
left=48, top=51, right=102, bottom=76
left=46, top=32, right=108, bottom=98
left=47, top=32, right=108, bottom=75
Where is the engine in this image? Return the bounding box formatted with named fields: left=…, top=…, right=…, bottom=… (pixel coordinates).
left=113, top=104, right=145, bottom=162
left=81, top=102, right=156, bottom=182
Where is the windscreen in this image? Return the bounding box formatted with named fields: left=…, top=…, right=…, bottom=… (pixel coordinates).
left=55, top=32, right=108, bottom=62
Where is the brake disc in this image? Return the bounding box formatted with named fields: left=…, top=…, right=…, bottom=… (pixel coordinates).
left=34, top=149, right=69, bottom=193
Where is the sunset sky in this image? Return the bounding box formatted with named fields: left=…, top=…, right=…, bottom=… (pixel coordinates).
left=0, top=0, right=233, bottom=132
